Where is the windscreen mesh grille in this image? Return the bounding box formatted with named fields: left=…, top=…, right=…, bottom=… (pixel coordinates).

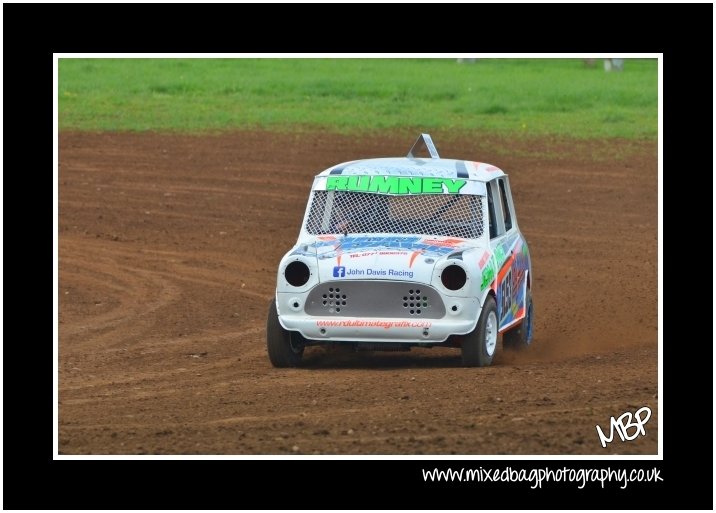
left=305, top=191, right=484, bottom=239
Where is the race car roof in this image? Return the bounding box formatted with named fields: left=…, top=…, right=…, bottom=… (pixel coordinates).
left=316, top=157, right=506, bottom=183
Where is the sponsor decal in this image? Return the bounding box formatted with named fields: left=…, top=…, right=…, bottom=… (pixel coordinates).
left=313, top=236, right=466, bottom=258
left=478, top=250, right=490, bottom=269
left=293, top=236, right=469, bottom=259
left=495, top=237, right=530, bottom=330
left=493, top=246, right=506, bottom=266
left=421, top=238, right=465, bottom=248
left=480, top=264, right=496, bottom=291
left=325, top=176, right=467, bottom=195
left=338, top=268, right=415, bottom=279
left=316, top=319, right=432, bottom=329
left=348, top=251, right=409, bottom=259
left=388, top=269, right=414, bottom=278
left=291, top=236, right=473, bottom=267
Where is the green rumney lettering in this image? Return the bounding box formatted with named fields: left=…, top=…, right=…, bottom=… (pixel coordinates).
left=348, top=175, right=370, bottom=191
left=398, top=177, right=422, bottom=194
left=422, top=178, right=444, bottom=194
left=368, top=176, right=399, bottom=193
left=326, top=176, right=468, bottom=194
left=443, top=179, right=467, bottom=194
left=326, top=176, right=349, bottom=191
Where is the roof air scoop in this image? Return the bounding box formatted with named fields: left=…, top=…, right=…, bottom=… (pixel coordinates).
left=407, top=133, right=440, bottom=159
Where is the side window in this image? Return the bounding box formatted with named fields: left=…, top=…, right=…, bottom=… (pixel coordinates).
left=486, top=182, right=498, bottom=239
left=498, top=179, right=513, bottom=231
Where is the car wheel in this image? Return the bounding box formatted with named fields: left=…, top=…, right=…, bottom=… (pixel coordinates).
left=503, top=289, right=534, bottom=350
left=462, top=295, right=498, bottom=367
left=267, top=299, right=304, bottom=368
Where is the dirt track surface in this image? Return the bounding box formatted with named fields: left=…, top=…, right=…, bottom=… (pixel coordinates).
left=59, top=130, right=658, bottom=455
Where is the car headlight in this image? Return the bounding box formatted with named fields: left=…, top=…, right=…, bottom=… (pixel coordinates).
left=284, top=261, right=311, bottom=287
left=441, top=264, right=467, bottom=291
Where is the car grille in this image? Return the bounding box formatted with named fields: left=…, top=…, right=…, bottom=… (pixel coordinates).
left=304, top=281, right=446, bottom=318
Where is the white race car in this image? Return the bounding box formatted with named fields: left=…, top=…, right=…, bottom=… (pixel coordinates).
left=267, top=134, right=533, bottom=367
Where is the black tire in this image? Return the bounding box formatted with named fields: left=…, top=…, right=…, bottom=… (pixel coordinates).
left=503, top=289, right=534, bottom=350
left=267, top=299, right=304, bottom=368
left=462, top=295, right=498, bottom=367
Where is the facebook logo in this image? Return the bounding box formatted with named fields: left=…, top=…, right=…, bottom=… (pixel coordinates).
left=333, top=266, right=346, bottom=278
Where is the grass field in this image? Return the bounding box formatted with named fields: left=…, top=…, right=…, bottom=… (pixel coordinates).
left=58, top=58, right=657, bottom=138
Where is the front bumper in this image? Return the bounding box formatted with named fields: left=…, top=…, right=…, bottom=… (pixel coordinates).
left=277, top=289, right=479, bottom=343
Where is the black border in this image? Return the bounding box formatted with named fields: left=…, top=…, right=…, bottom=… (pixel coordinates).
left=4, top=3, right=712, bottom=510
